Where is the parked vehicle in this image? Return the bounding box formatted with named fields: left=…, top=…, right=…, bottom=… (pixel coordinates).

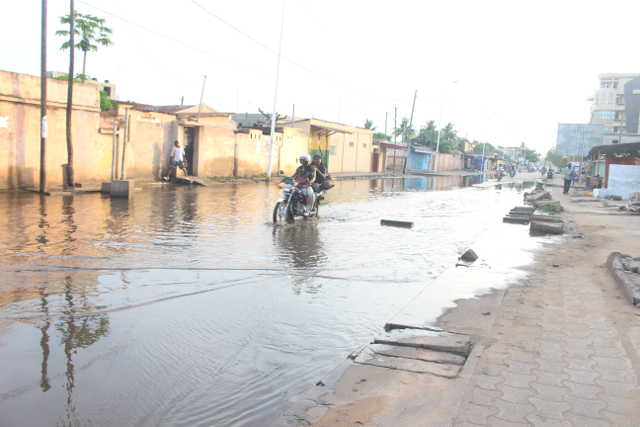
left=273, top=178, right=322, bottom=224
left=496, top=170, right=505, bottom=181
left=547, top=170, right=554, bottom=179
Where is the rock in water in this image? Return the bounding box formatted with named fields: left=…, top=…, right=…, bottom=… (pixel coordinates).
left=460, top=249, right=478, bottom=262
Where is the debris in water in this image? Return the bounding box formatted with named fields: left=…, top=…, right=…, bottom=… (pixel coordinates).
left=380, top=219, right=413, bottom=228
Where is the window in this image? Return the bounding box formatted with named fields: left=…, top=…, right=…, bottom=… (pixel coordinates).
left=592, top=111, right=615, bottom=121
left=616, top=94, right=624, bottom=105
left=615, top=111, right=625, bottom=121
left=362, top=143, right=367, bottom=148
left=349, top=141, right=354, bottom=147
left=329, top=145, right=337, bottom=155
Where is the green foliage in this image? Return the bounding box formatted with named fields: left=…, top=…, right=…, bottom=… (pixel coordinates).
left=411, top=120, right=437, bottom=147
left=545, top=149, right=567, bottom=167
left=373, top=132, right=391, bottom=141
left=52, top=73, right=88, bottom=82
left=57, top=12, right=112, bottom=75
left=472, top=141, right=496, bottom=154
left=541, top=202, right=559, bottom=213
left=394, top=117, right=415, bottom=142
left=363, top=119, right=376, bottom=130
left=100, top=90, right=114, bottom=110
left=523, top=147, right=540, bottom=163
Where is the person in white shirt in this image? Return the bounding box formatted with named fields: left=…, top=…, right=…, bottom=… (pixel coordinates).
left=169, top=140, right=186, bottom=179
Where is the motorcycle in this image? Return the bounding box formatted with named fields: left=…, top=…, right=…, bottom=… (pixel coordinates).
left=546, top=170, right=554, bottom=179
left=273, top=177, right=322, bottom=224
left=496, top=170, right=505, bottom=182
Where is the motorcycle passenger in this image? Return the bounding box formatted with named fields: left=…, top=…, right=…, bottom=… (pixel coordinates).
left=311, top=154, right=334, bottom=193
left=293, top=154, right=317, bottom=216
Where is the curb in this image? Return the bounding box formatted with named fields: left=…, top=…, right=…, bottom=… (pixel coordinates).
left=606, top=252, right=640, bottom=307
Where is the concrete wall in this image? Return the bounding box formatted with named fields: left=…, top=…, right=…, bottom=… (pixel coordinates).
left=436, top=152, right=463, bottom=171
left=0, top=70, right=106, bottom=189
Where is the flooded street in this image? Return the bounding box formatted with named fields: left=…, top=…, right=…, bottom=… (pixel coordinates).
left=0, top=176, right=543, bottom=427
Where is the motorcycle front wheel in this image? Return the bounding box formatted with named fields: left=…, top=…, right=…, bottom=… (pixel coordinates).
left=273, top=201, right=289, bottom=224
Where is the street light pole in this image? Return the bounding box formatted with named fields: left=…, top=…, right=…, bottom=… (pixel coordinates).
left=266, top=0, right=285, bottom=179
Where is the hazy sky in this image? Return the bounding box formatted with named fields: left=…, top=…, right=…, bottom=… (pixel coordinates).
left=4, top=0, right=640, bottom=153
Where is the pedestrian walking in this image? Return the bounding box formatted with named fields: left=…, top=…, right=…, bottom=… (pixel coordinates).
left=562, top=163, right=576, bottom=194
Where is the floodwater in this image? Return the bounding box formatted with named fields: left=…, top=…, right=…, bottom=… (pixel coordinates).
left=0, top=175, right=543, bottom=427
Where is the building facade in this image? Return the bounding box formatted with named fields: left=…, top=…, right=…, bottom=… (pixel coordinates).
left=589, top=73, right=640, bottom=135
left=555, top=123, right=608, bottom=158
left=624, top=77, right=640, bottom=134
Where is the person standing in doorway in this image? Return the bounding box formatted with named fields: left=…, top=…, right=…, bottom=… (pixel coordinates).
left=169, top=140, right=186, bottom=180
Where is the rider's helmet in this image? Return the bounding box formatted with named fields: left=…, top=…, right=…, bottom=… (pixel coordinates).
left=298, top=154, right=310, bottom=164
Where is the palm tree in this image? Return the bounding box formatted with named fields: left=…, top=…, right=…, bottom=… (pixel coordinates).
left=57, top=13, right=112, bottom=77
left=364, top=119, right=376, bottom=131
left=394, top=117, right=415, bottom=143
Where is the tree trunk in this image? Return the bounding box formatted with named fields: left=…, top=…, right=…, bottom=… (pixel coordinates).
left=82, top=50, right=87, bottom=77
left=65, top=0, right=75, bottom=187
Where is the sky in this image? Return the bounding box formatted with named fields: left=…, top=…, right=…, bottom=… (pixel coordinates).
left=4, top=0, right=640, bottom=154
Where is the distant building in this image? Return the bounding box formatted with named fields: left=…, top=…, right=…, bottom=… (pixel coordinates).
left=624, top=77, right=640, bottom=134
left=556, top=124, right=608, bottom=158
left=589, top=73, right=640, bottom=134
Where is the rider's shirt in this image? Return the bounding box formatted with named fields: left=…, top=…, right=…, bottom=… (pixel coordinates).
left=294, top=164, right=314, bottom=185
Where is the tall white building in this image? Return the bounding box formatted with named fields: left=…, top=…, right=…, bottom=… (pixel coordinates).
left=589, top=73, right=640, bottom=135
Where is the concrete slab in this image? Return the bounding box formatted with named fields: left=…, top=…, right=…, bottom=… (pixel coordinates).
left=607, top=252, right=640, bottom=306
left=355, top=350, right=462, bottom=378
left=373, top=333, right=472, bottom=357
left=368, top=343, right=467, bottom=366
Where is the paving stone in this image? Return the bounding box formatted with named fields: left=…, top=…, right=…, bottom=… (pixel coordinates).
left=563, top=368, right=599, bottom=385
left=565, top=396, right=607, bottom=418
left=458, top=402, right=499, bottom=424
left=566, top=414, right=611, bottom=427
left=525, top=414, right=571, bottom=427
left=600, top=410, right=639, bottom=427
left=528, top=396, right=571, bottom=420
left=600, top=395, right=639, bottom=415
left=592, top=367, right=637, bottom=384
left=479, top=361, right=506, bottom=377
left=501, top=372, right=537, bottom=389
left=595, top=379, right=639, bottom=398
left=565, top=358, right=596, bottom=372
left=485, top=416, right=528, bottom=426
left=470, top=386, right=501, bottom=407
left=508, top=349, right=540, bottom=364
left=590, top=355, right=633, bottom=371
left=535, top=370, right=569, bottom=387
left=494, top=398, right=536, bottom=423
left=498, top=384, right=535, bottom=403
left=562, top=381, right=602, bottom=400
left=473, top=374, right=504, bottom=391
left=537, top=360, right=567, bottom=374
left=530, top=382, right=569, bottom=402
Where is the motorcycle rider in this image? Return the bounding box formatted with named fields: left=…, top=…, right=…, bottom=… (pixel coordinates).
left=293, top=154, right=317, bottom=216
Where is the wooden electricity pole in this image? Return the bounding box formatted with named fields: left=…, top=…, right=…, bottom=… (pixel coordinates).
left=40, top=0, right=47, bottom=193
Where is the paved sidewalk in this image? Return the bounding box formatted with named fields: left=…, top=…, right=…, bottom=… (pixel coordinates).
left=453, top=189, right=640, bottom=427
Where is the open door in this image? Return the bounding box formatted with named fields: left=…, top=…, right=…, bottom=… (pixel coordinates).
left=183, top=127, right=198, bottom=176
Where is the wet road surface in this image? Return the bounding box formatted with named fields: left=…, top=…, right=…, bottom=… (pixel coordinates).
left=0, top=176, right=543, bottom=426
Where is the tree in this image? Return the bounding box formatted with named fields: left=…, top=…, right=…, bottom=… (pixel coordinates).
left=437, top=123, right=460, bottom=152
left=57, top=13, right=112, bottom=77
left=364, top=119, right=376, bottom=131
left=373, top=132, right=391, bottom=141
left=545, top=149, right=567, bottom=167
left=523, top=147, right=541, bottom=163
left=411, top=120, right=438, bottom=147
left=394, top=117, right=414, bottom=143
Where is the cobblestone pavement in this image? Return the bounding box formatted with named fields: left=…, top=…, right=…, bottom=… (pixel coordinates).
left=453, top=190, right=640, bottom=427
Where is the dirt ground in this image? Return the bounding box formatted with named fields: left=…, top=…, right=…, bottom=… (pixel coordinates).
left=301, top=184, right=640, bottom=427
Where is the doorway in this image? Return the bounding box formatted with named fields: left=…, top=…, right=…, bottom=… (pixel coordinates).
left=183, top=127, right=198, bottom=176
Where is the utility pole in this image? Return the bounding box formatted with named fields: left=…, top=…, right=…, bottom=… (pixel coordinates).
left=384, top=112, right=388, bottom=137
left=267, top=0, right=285, bottom=179
left=393, top=106, right=397, bottom=143
left=292, top=104, right=295, bottom=119
left=481, top=142, right=487, bottom=176
left=65, top=0, right=75, bottom=188
left=40, top=0, right=47, bottom=193
left=408, top=90, right=417, bottom=144
left=196, top=75, right=207, bottom=122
